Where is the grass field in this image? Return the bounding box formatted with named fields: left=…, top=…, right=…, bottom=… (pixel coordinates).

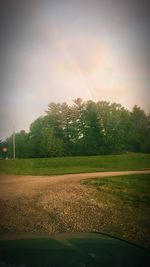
left=81, top=173, right=150, bottom=248
left=0, top=153, right=150, bottom=175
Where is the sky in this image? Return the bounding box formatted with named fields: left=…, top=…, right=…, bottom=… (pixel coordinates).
left=0, top=0, right=150, bottom=140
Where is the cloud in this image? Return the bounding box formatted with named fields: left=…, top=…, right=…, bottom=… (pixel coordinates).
left=0, top=0, right=149, bottom=139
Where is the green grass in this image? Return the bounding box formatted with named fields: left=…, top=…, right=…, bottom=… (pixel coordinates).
left=82, top=174, right=150, bottom=207
left=0, top=153, right=149, bottom=175
left=81, top=174, right=150, bottom=248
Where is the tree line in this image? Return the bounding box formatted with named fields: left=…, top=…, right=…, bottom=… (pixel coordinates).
left=1, top=99, right=150, bottom=158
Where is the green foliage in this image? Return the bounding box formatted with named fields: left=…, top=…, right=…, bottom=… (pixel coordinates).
left=28, top=116, right=64, bottom=158
left=2, top=99, right=150, bottom=158
left=128, top=106, right=150, bottom=152
left=5, top=130, right=29, bottom=159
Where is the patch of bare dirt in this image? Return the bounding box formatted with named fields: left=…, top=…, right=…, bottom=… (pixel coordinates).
left=0, top=170, right=150, bottom=248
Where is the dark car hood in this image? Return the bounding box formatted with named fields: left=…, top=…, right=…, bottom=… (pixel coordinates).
left=0, top=232, right=150, bottom=267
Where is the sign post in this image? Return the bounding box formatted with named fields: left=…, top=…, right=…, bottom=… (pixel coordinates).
left=2, top=147, right=8, bottom=160
left=13, top=126, right=15, bottom=160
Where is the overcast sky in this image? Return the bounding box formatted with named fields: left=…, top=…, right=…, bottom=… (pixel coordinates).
left=0, top=0, right=150, bottom=140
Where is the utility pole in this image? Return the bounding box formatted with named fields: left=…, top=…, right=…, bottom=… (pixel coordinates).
left=13, top=126, right=16, bottom=160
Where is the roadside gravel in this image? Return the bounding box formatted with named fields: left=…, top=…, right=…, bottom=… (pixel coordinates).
left=0, top=170, right=150, bottom=247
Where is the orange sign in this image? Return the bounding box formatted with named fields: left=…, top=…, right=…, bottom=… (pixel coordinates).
left=2, top=147, right=8, bottom=152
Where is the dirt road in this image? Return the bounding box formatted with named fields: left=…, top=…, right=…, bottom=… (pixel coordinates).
left=0, top=170, right=150, bottom=244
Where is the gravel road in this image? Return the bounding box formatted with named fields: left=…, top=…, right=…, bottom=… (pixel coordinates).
left=0, top=170, right=150, bottom=241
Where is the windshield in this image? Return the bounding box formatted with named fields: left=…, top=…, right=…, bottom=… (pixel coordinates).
left=0, top=0, right=150, bottom=266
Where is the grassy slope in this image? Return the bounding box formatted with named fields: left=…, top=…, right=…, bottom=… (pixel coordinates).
left=81, top=174, right=150, bottom=248
left=0, top=153, right=150, bottom=175
left=0, top=154, right=150, bottom=175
